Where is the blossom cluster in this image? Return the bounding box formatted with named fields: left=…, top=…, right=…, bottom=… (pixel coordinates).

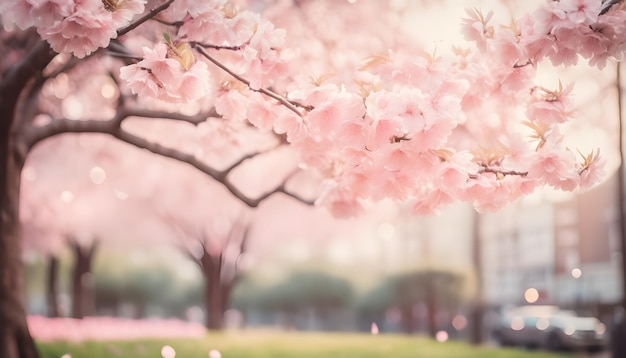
left=120, top=0, right=612, bottom=216
left=119, top=0, right=294, bottom=103
left=120, top=42, right=212, bottom=103
left=3, top=0, right=616, bottom=216
left=462, top=0, right=626, bottom=69
left=0, top=0, right=145, bottom=58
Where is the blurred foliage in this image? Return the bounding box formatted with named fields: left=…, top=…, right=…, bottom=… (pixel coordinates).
left=94, top=264, right=204, bottom=318
left=232, top=270, right=354, bottom=312
left=356, top=269, right=464, bottom=314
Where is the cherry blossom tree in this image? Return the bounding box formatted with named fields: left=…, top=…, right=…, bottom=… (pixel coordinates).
left=149, top=161, right=255, bottom=330
left=1, top=0, right=624, bottom=357
left=19, top=133, right=172, bottom=319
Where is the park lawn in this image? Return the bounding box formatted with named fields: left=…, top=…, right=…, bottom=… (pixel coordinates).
left=37, top=330, right=574, bottom=358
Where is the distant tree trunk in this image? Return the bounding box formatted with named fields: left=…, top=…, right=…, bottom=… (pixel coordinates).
left=426, top=284, right=438, bottom=338
left=46, top=256, right=60, bottom=317
left=400, top=305, right=416, bottom=334
left=70, top=241, right=97, bottom=319
left=202, top=252, right=225, bottom=330
left=469, top=211, right=484, bottom=345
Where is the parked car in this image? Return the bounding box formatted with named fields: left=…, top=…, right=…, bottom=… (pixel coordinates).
left=492, top=305, right=607, bottom=352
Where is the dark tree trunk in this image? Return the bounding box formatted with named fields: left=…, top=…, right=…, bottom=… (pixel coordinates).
left=46, top=256, right=60, bottom=318
left=202, top=253, right=225, bottom=330
left=400, top=305, right=416, bottom=334
left=70, top=242, right=97, bottom=319
left=426, top=287, right=438, bottom=338
left=0, top=135, right=39, bottom=358
left=469, top=211, right=484, bottom=345
left=0, top=39, right=54, bottom=358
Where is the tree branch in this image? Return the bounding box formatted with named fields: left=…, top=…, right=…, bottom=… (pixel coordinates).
left=117, top=0, right=175, bottom=37
left=193, top=45, right=305, bottom=117
left=26, top=114, right=315, bottom=207
left=123, top=106, right=218, bottom=125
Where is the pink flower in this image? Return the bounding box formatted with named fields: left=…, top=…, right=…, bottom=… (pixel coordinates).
left=41, top=5, right=117, bottom=58
left=558, top=0, right=601, bottom=24
left=315, top=181, right=364, bottom=218
left=246, top=92, right=279, bottom=132
left=306, top=92, right=365, bottom=138
left=411, top=187, right=454, bottom=215
left=120, top=43, right=211, bottom=103
left=491, top=27, right=528, bottom=67
left=178, top=8, right=229, bottom=43
left=0, top=0, right=36, bottom=30
left=526, top=83, right=575, bottom=124
left=178, top=61, right=212, bottom=102
left=579, top=150, right=606, bottom=190
left=215, top=89, right=249, bottom=122
left=437, top=152, right=478, bottom=192
left=110, top=0, right=145, bottom=27
left=527, top=144, right=579, bottom=189
left=460, top=8, right=493, bottom=51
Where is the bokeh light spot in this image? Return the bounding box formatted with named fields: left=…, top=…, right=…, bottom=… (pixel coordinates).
left=524, top=288, right=539, bottom=303
left=371, top=322, right=379, bottom=335
left=571, top=268, right=582, bottom=278
left=536, top=317, right=550, bottom=331
left=510, top=316, right=525, bottom=331
left=208, top=349, right=222, bottom=358
left=161, top=345, right=176, bottom=358
left=101, top=82, right=117, bottom=99
left=61, top=190, right=74, bottom=203
left=435, top=330, right=449, bottom=342
left=452, top=314, right=467, bottom=330
left=89, top=166, right=106, bottom=184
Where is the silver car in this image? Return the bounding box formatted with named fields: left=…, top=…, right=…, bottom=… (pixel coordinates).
left=493, top=305, right=607, bottom=352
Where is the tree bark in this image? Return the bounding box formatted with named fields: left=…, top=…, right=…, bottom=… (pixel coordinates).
left=0, top=39, right=54, bottom=358
left=400, top=305, right=416, bottom=334
left=469, top=211, right=484, bottom=345
left=70, top=242, right=97, bottom=319
left=202, top=253, right=225, bottom=330
left=46, top=256, right=60, bottom=318
left=426, top=284, right=438, bottom=338
left=0, top=136, right=39, bottom=358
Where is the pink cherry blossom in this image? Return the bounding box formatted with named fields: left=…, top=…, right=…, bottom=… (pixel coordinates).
left=0, top=0, right=35, bottom=30
left=111, top=0, right=145, bottom=27
left=527, top=144, right=579, bottom=188
left=40, top=5, right=117, bottom=58
left=411, top=187, right=454, bottom=215
left=559, top=0, right=601, bottom=24
left=579, top=150, right=606, bottom=190
left=526, top=83, right=575, bottom=124
left=120, top=43, right=212, bottom=103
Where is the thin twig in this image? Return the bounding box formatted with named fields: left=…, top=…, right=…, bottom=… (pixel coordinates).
left=193, top=44, right=304, bottom=117
left=117, top=0, right=175, bottom=37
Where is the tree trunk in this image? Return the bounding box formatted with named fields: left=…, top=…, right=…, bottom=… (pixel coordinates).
left=202, top=253, right=225, bottom=330
left=46, top=256, right=60, bottom=317
left=426, top=286, right=438, bottom=338
left=0, top=116, right=38, bottom=357
left=400, top=305, right=416, bottom=334
left=0, top=39, right=55, bottom=358
left=0, top=42, right=55, bottom=358
left=469, top=211, right=484, bottom=344
left=70, top=242, right=97, bottom=319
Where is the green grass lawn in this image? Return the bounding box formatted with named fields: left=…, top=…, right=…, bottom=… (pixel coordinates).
left=37, top=330, right=577, bottom=358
